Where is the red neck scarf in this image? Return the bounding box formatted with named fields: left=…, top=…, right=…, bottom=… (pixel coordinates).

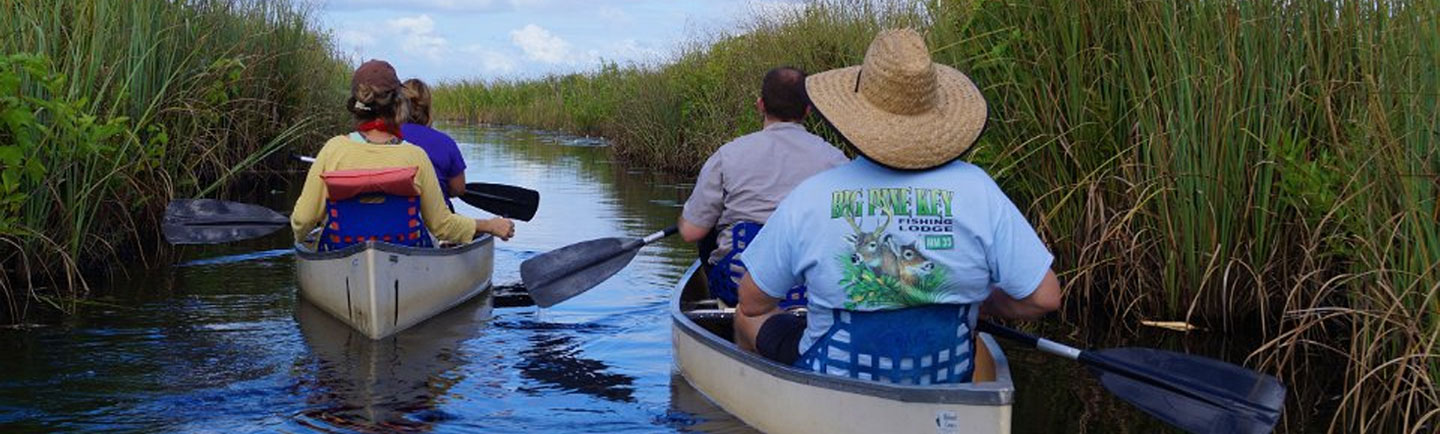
left=356, top=119, right=403, bottom=141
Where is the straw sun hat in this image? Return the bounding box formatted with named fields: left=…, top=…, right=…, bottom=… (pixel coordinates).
left=807, top=28, right=987, bottom=170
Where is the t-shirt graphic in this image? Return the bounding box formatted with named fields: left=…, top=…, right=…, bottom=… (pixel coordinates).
left=838, top=205, right=950, bottom=309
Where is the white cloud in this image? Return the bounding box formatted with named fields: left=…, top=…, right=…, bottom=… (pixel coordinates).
left=606, top=39, right=662, bottom=63
left=334, top=29, right=376, bottom=52
left=320, top=0, right=512, bottom=13
left=317, top=1, right=800, bottom=81
left=387, top=15, right=448, bottom=60
left=460, top=45, right=519, bottom=74
left=510, top=24, right=573, bottom=64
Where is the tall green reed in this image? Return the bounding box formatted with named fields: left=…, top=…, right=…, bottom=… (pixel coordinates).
left=433, top=0, right=1438, bottom=429
left=0, top=0, right=348, bottom=320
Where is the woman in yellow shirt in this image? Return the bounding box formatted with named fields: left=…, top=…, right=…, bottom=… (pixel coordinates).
left=290, top=60, right=514, bottom=245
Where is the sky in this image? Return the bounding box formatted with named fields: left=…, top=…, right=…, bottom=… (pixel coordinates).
left=312, top=0, right=809, bottom=83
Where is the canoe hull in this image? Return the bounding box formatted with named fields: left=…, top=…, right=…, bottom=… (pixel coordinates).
left=296, top=236, right=494, bottom=339
left=671, top=261, right=1014, bottom=434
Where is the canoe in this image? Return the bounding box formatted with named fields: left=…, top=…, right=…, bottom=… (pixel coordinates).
left=670, top=260, right=1015, bottom=434
left=295, top=235, right=494, bottom=339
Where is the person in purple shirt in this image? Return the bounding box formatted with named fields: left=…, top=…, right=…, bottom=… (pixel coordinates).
left=400, top=79, right=467, bottom=209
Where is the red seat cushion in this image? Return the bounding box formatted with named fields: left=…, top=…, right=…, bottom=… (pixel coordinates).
left=320, top=167, right=421, bottom=201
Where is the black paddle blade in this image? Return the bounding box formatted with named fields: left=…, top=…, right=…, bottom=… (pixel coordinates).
left=162, top=199, right=288, bottom=244
left=462, top=182, right=539, bottom=221
left=1087, top=348, right=1286, bottom=434
left=521, top=237, right=639, bottom=308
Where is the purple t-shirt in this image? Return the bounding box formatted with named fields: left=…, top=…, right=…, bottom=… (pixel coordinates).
left=401, top=123, right=466, bottom=202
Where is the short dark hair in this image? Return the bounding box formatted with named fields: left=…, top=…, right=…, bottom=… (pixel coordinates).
left=761, top=67, right=808, bottom=121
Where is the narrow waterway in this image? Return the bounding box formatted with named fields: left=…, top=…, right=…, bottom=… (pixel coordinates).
left=0, top=125, right=1305, bottom=433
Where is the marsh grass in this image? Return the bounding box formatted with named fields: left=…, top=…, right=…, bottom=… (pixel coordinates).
left=434, top=0, right=1438, bottom=430
left=0, top=0, right=348, bottom=320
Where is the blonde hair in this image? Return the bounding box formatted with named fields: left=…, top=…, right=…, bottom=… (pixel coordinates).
left=401, top=79, right=433, bottom=126
left=347, top=82, right=409, bottom=127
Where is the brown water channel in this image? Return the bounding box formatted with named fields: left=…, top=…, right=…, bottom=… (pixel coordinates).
left=0, top=124, right=1313, bottom=433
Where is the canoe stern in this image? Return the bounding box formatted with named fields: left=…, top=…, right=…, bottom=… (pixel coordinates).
left=296, top=236, right=494, bottom=339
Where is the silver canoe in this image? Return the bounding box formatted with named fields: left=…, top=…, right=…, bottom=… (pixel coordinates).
left=295, top=235, right=494, bottom=339
left=671, top=261, right=1015, bottom=434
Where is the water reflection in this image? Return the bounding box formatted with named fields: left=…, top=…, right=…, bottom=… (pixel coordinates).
left=666, top=373, right=758, bottom=434
left=516, top=334, right=636, bottom=403
left=0, top=254, right=305, bottom=433
left=444, top=123, right=696, bottom=256
left=293, top=296, right=493, bottom=432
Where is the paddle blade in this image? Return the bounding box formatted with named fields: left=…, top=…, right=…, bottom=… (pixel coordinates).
left=1088, top=348, right=1285, bottom=434
left=162, top=199, right=289, bottom=244
left=462, top=183, right=539, bottom=221
left=521, top=237, right=639, bottom=308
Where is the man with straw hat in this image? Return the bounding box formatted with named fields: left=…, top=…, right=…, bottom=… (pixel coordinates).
left=733, top=29, right=1061, bottom=384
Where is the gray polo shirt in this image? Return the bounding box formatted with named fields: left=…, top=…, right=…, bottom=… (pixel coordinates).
left=682, top=122, right=849, bottom=263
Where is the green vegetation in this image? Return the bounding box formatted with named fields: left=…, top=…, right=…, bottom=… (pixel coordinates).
left=434, top=0, right=1439, bottom=430
left=0, top=1, right=347, bottom=319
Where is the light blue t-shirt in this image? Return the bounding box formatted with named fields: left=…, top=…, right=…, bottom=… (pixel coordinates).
left=743, top=157, right=1054, bottom=356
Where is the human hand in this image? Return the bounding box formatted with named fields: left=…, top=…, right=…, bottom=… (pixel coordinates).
left=484, top=217, right=515, bottom=241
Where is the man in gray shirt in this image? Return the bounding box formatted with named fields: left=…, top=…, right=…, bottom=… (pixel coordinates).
left=679, top=66, right=850, bottom=304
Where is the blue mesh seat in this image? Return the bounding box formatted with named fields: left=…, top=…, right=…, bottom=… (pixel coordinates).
left=708, top=222, right=806, bottom=309
left=796, top=303, right=976, bottom=385
left=317, top=194, right=433, bottom=252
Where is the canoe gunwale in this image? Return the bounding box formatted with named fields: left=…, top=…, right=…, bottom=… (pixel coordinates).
left=294, top=233, right=495, bottom=260
left=670, top=261, right=1015, bottom=406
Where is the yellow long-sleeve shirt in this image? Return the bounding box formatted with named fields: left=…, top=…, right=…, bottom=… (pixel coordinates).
left=291, top=134, right=475, bottom=244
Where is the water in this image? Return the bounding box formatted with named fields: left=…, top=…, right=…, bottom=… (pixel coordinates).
left=0, top=125, right=1307, bottom=433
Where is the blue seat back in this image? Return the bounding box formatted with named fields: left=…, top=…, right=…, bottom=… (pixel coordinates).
left=796, top=303, right=976, bottom=385
left=317, top=194, right=433, bottom=251
left=708, top=222, right=806, bottom=309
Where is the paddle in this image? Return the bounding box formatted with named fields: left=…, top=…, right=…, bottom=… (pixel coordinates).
left=293, top=154, right=540, bottom=221
left=520, top=226, right=678, bottom=308
left=978, top=320, right=1286, bottom=434
left=162, top=198, right=289, bottom=244
left=460, top=183, right=539, bottom=222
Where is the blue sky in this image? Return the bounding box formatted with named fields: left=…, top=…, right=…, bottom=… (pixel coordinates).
left=312, top=0, right=807, bottom=83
